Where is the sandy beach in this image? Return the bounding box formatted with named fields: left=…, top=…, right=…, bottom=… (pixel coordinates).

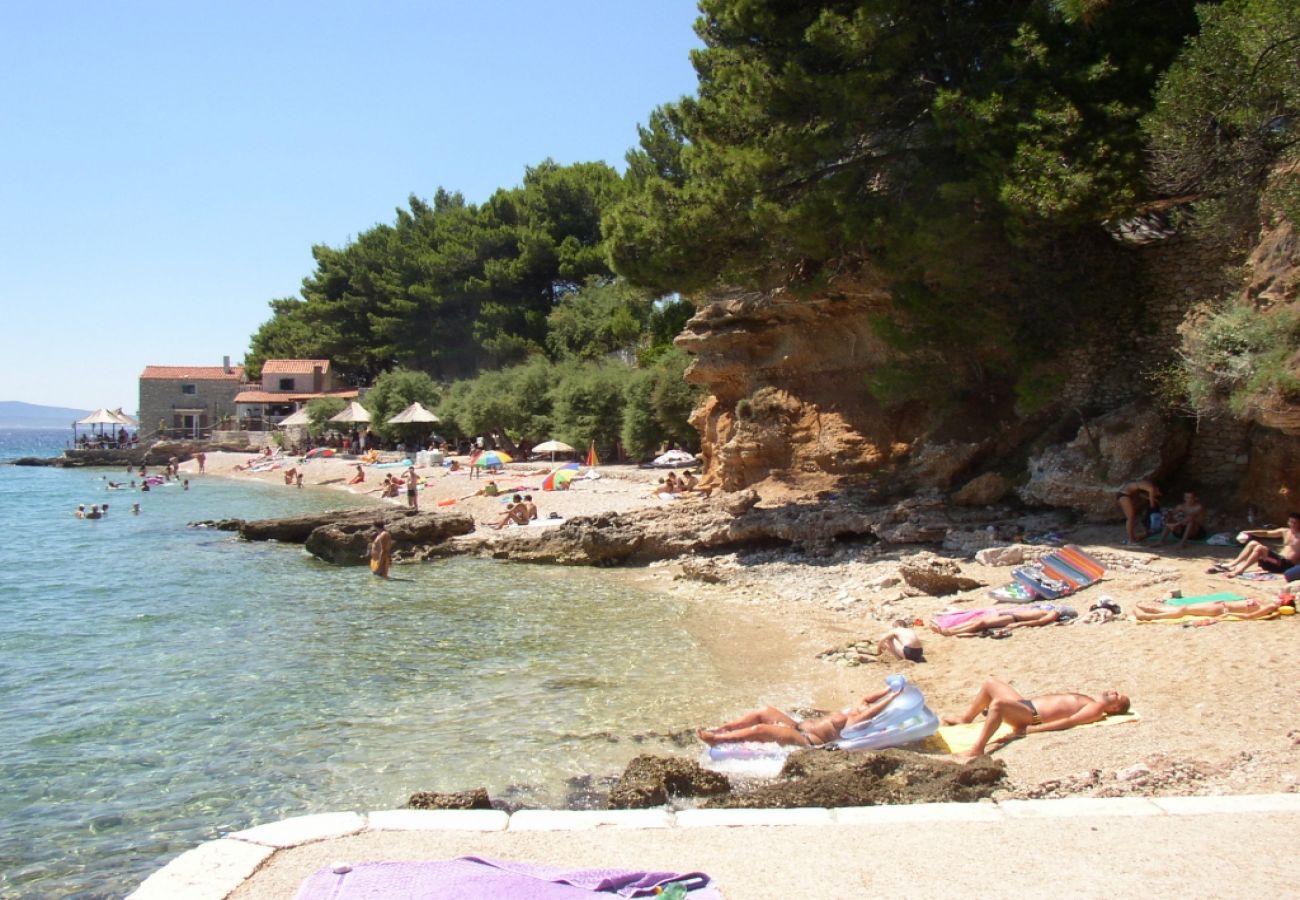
left=186, top=449, right=1300, bottom=801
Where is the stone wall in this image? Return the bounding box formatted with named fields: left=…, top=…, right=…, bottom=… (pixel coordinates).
left=138, top=378, right=244, bottom=438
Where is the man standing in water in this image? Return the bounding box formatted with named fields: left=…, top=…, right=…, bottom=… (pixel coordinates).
left=405, top=466, right=420, bottom=511
left=369, top=525, right=393, bottom=578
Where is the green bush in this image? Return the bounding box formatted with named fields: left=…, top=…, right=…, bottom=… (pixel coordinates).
left=1181, top=301, right=1300, bottom=414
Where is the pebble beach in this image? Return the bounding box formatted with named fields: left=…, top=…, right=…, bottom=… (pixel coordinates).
left=193, top=448, right=1300, bottom=802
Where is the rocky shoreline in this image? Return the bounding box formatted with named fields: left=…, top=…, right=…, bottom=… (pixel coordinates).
left=191, top=479, right=1300, bottom=812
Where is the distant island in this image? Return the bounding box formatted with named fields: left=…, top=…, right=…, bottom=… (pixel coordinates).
left=0, top=401, right=92, bottom=429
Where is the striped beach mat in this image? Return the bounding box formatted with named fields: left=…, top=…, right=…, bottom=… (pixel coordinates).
left=1012, top=545, right=1106, bottom=599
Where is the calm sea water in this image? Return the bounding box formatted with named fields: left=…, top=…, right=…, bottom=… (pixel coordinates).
left=0, top=430, right=738, bottom=899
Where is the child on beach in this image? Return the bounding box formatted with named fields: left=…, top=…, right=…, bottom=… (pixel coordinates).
left=878, top=620, right=924, bottom=662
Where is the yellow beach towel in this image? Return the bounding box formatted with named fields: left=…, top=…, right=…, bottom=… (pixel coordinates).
left=930, top=711, right=1141, bottom=754
left=1135, top=611, right=1284, bottom=625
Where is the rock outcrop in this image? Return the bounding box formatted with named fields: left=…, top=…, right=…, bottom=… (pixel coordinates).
left=676, top=282, right=934, bottom=493
left=604, top=750, right=1005, bottom=810
left=897, top=554, right=984, bottom=596
left=407, top=788, right=494, bottom=810
left=193, top=507, right=474, bottom=565
left=704, top=748, right=1005, bottom=809
left=606, top=756, right=731, bottom=809
left=460, top=491, right=1057, bottom=566
left=1018, top=403, right=1191, bottom=520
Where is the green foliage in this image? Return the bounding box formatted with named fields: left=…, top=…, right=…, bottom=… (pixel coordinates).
left=549, top=361, right=633, bottom=451
left=1144, top=0, right=1300, bottom=235
left=545, top=279, right=656, bottom=360
left=605, top=0, right=1202, bottom=414
left=621, top=349, right=702, bottom=457
left=364, top=369, right=441, bottom=441
left=647, top=348, right=699, bottom=444
left=1180, top=301, right=1300, bottom=415
left=435, top=356, right=556, bottom=444
left=304, top=397, right=348, bottom=435
left=245, top=298, right=325, bottom=381
left=608, top=0, right=1198, bottom=297
left=247, top=162, right=622, bottom=384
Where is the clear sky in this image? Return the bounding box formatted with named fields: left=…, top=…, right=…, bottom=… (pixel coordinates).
left=0, top=0, right=703, bottom=411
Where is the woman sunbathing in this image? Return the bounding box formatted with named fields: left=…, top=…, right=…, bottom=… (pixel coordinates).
left=1135, top=596, right=1288, bottom=621
left=930, top=603, right=1076, bottom=637
left=697, top=682, right=902, bottom=748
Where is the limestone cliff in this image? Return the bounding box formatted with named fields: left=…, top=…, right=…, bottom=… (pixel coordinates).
left=676, top=278, right=929, bottom=493
left=676, top=214, right=1300, bottom=526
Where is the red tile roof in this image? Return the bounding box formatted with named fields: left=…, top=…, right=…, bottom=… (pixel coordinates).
left=234, top=388, right=359, bottom=404
left=261, top=359, right=331, bottom=374
left=140, top=365, right=245, bottom=380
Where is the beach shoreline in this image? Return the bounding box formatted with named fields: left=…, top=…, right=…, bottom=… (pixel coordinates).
left=184, top=448, right=1299, bottom=801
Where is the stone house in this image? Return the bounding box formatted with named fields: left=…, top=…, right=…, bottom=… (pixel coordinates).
left=138, top=358, right=247, bottom=439
left=232, top=359, right=358, bottom=429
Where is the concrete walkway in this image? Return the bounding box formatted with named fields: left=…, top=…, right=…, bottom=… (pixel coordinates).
left=130, top=794, right=1300, bottom=899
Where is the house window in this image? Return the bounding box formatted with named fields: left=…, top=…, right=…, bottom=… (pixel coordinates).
left=181, top=384, right=197, bottom=395
left=278, top=378, right=295, bottom=391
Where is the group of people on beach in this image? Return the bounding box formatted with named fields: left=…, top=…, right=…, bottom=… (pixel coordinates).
left=491, top=494, right=538, bottom=529
left=1119, top=479, right=1300, bottom=580
left=699, top=483, right=1300, bottom=765
left=651, top=469, right=705, bottom=499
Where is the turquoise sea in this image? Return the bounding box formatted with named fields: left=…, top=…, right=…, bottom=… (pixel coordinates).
left=0, top=430, right=742, bottom=899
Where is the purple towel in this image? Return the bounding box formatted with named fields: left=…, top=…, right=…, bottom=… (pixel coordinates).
left=294, top=857, right=720, bottom=899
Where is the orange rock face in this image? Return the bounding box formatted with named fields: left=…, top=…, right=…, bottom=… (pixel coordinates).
left=677, top=280, right=930, bottom=492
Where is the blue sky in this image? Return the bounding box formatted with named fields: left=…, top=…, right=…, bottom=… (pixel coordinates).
left=0, top=1, right=703, bottom=410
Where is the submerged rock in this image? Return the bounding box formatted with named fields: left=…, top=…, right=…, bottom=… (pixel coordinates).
left=191, top=507, right=474, bottom=565
left=607, top=755, right=731, bottom=809
left=407, top=788, right=494, bottom=810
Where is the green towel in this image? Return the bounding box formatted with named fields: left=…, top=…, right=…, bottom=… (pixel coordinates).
left=1164, top=592, right=1246, bottom=606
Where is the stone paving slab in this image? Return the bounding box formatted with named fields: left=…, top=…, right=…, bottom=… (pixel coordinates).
left=832, top=800, right=1005, bottom=824
left=228, top=811, right=367, bottom=848
left=508, top=808, right=676, bottom=830
left=128, top=838, right=273, bottom=900
left=1150, top=793, right=1300, bottom=815
left=998, top=796, right=1165, bottom=818
left=136, top=794, right=1300, bottom=899
left=367, top=808, right=510, bottom=831
left=675, top=807, right=835, bottom=828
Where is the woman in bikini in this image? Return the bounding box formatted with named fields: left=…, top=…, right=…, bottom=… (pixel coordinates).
left=1117, top=480, right=1160, bottom=544
left=930, top=604, right=1074, bottom=637
left=1135, top=596, right=1286, bottom=621
left=697, top=682, right=903, bottom=748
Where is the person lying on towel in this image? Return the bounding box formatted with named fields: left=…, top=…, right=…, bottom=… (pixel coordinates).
left=930, top=603, right=1076, bottom=637
left=697, top=681, right=903, bottom=748
left=1135, top=595, right=1291, bottom=621
left=944, top=677, right=1129, bottom=762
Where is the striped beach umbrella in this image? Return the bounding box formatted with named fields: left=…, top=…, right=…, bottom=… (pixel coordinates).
left=542, top=462, right=580, bottom=491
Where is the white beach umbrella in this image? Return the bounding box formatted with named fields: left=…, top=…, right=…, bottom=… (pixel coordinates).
left=277, top=408, right=312, bottom=427
left=532, top=439, right=575, bottom=461
left=328, top=401, right=372, bottom=424
left=77, top=408, right=128, bottom=426
left=386, top=402, right=440, bottom=424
